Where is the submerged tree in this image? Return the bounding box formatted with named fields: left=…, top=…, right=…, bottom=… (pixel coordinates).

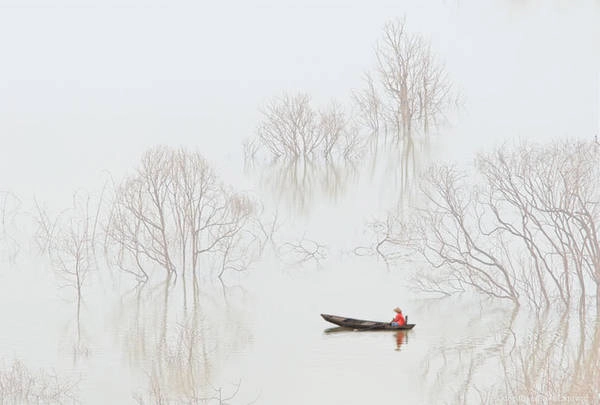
left=362, top=140, right=600, bottom=310
left=0, top=191, right=21, bottom=262
left=353, top=18, right=455, bottom=141
left=33, top=189, right=106, bottom=353
left=0, top=359, right=79, bottom=404
left=107, top=146, right=262, bottom=292
left=252, top=92, right=361, bottom=161
left=50, top=197, right=92, bottom=314
left=246, top=93, right=364, bottom=214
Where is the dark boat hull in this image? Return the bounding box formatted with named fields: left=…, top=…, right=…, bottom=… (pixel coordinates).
left=321, top=314, right=415, bottom=330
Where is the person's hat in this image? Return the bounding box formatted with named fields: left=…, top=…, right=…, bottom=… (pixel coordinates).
left=394, top=307, right=402, bottom=313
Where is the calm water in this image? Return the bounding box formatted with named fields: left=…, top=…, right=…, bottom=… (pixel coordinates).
left=1, top=0, right=600, bottom=404
left=3, top=259, right=597, bottom=403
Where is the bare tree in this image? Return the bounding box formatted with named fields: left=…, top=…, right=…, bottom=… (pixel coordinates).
left=279, top=236, right=327, bottom=267
left=256, top=93, right=317, bottom=159
left=107, top=147, right=262, bottom=293
left=415, top=163, right=521, bottom=304
left=253, top=93, right=360, bottom=161
left=31, top=188, right=107, bottom=362
left=354, top=213, right=417, bottom=267
left=366, top=140, right=600, bottom=310
left=242, top=137, right=260, bottom=168
left=0, top=359, right=79, bottom=404
left=40, top=191, right=104, bottom=339
left=352, top=72, right=383, bottom=139
left=33, top=197, right=63, bottom=256
left=0, top=191, right=21, bottom=262
left=476, top=141, right=600, bottom=309
left=51, top=207, right=91, bottom=315
left=319, top=101, right=348, bottom=158
left=355, top=18, right=454, bottom=141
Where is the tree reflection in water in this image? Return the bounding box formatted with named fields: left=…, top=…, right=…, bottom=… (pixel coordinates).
left=364, top=134, right=432, bottom=209
left=251, top=157, right=360, bottom=215
left=113, top=277, right=256, bottom=403
left=248, top=134, right=433, bottom=220
left=483, top=309, right=600, bottom=404
left=418, top=302, right=600, bottom=404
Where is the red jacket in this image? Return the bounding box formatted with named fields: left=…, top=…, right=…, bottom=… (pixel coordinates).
left=393, top=313, right=406, bottom=326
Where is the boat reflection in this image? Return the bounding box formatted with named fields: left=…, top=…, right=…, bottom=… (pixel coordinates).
left=323, top=326, right=410, bottom=351
left=395, top=331, right=407, bottom=351
left=323, top=326, right=352, bottom=334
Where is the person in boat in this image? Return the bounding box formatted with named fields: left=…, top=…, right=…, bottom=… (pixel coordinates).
left=390, top=307, right=406, bottom=327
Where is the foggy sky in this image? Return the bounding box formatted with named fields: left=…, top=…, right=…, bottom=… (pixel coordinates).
left=1, top=0, right=599, bottom=202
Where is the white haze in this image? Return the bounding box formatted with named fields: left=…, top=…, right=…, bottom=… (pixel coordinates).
left=1, top=0, right=598, bottom=202
left=0, top=1, right=599, bottom=404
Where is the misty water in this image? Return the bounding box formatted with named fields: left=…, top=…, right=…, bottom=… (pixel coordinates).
left=1, top=1, right=600, bottom=404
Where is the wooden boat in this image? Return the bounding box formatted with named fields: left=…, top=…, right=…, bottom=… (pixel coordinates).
left=321, top=313, right=415, bottom=330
